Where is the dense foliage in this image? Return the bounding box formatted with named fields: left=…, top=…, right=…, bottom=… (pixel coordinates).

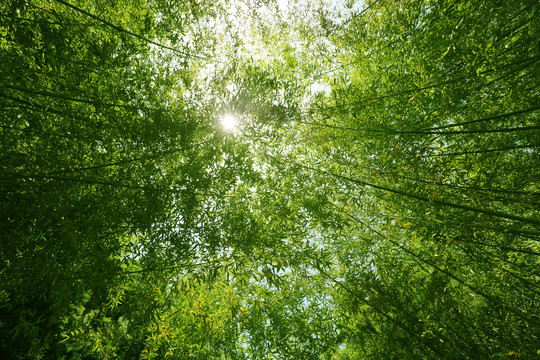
left=1, top=0, right=538, bottom=359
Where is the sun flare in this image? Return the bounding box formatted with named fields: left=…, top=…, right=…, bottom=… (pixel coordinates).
left=220, top=114, right=237, bottom=131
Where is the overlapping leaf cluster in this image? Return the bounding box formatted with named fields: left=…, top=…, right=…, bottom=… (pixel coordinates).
left=292, top=0, right=539, bottom=358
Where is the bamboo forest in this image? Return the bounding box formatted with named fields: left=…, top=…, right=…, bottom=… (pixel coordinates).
left=1, top=0, right=539, bottom=358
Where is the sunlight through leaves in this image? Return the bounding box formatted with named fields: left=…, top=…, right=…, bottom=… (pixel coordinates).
left=220, top=114, right=238, bottom=131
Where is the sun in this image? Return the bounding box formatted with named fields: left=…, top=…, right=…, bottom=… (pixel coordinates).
left=220, top=114, right=238, bottom=131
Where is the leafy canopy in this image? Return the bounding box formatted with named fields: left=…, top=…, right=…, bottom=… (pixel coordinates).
left=1, top=0, right=539, bottom=359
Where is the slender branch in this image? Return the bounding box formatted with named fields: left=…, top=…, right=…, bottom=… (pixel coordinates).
left=388, top=173, right=540, bottom=197
left=421, top=144, right=540, bottom=157
left=3, top=83, right=139, bottom=110
left=53, top=0, right=211, bottom=61
left=293, top=160, right=540, bottom=226
left=428, top=106, right=540, bottom=131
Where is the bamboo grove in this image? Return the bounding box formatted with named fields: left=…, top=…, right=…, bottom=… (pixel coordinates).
left=1, top=0, right=539, bottom=359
